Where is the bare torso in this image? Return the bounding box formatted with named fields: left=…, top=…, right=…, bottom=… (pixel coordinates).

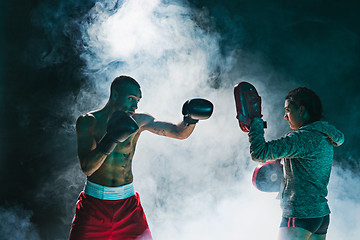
left=77, top=102, right=195, bottom=187
left=87, top=130, right=140, bottom=187
left=79, top=110, right=147, bottom=187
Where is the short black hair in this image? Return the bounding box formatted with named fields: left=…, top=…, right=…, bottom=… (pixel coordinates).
left=110, top=75, right=140, bottom=96
left=285, top=87, right=323, bottom=124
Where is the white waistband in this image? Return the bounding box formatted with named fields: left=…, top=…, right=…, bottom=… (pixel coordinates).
left=84, top=180, right=135, bottom=200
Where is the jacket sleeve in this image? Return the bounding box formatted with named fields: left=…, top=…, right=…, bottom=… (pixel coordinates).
left=248, top=118, right=306, bottom=162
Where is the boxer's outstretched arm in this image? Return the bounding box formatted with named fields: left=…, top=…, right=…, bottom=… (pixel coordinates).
left=136, top=113, right=195, bottom=140
left=136, top=98, right=213, bottom=139
left=76, top=114, right=107, bottom=176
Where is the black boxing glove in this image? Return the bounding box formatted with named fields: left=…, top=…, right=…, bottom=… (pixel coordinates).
left=182, top=98, right=214, bottom=126
left=97, top=111, right=139, bottom=155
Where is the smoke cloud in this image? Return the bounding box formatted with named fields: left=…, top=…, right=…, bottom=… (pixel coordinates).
left=1, top=0, right=359, bottom=239
left=0, top=205, right=40, bottom=240
left=70, top=0, right=360, bottom=239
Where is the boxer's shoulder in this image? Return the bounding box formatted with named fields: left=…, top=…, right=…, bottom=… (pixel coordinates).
left=76, top=112, right=99, bottom=136
left=132, top=112, right=155, bottom=128
left=77, top=112, right=96, bottom=125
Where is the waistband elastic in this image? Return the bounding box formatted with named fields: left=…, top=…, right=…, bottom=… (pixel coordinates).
left=84, top=180, right=135, bottom=200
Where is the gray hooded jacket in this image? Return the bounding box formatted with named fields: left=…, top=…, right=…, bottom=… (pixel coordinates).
left=249, top=118, right=344, bottom=218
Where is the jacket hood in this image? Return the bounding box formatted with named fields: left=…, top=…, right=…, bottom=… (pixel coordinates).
left=301, top=121, right=345, bottom=147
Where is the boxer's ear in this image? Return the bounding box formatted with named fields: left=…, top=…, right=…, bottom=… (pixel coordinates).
left=299, top=106, right=305, bottom=116
left=299, top=105, right=311, bottom=123
left=111, top=91, right=119, bottom=101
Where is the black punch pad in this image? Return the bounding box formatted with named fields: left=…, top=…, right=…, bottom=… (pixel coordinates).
left=252, top=160, right=283, bottom=192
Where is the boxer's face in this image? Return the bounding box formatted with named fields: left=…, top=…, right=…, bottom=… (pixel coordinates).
left=114, top=83, right=142, bottom=115
left=284, top=100, right=305, bottom=129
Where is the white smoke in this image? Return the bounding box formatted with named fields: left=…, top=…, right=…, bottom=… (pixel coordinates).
left=63, top=0, right=360, bottom=239
left=0, top=205, right=40, bottom=240
left=327, top=166, right=360, bottom=240
left=76, top=0, right=227, bottom=114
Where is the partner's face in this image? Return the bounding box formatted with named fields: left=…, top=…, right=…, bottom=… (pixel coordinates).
left=115, top=83, right=142, bottom=115
left=284, top=100, right=303, bottom=129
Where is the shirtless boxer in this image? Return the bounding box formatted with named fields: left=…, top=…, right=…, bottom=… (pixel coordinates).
left=69, top=76, right=213, bottom=240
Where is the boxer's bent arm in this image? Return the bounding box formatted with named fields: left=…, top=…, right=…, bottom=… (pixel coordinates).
left=76, top=114, right=107, bottom=176
left=249, top=118, right=311, bottom=162
left=136, top=113, right=195, bottom=140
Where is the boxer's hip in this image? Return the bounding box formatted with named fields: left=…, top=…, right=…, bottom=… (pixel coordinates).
left=84, top=180, right=135, bottom=200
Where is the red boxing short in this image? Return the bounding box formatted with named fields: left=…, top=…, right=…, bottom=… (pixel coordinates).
left=69, top=181, right=152, bottom=240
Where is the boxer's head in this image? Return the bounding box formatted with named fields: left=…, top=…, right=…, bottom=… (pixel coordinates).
left=284, top=87, right=323, bottom=129
left=110, top=76, right=142, bottom=114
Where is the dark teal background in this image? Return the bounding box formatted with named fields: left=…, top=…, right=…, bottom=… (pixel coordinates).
left=1, top=0, right=359, bottom=238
